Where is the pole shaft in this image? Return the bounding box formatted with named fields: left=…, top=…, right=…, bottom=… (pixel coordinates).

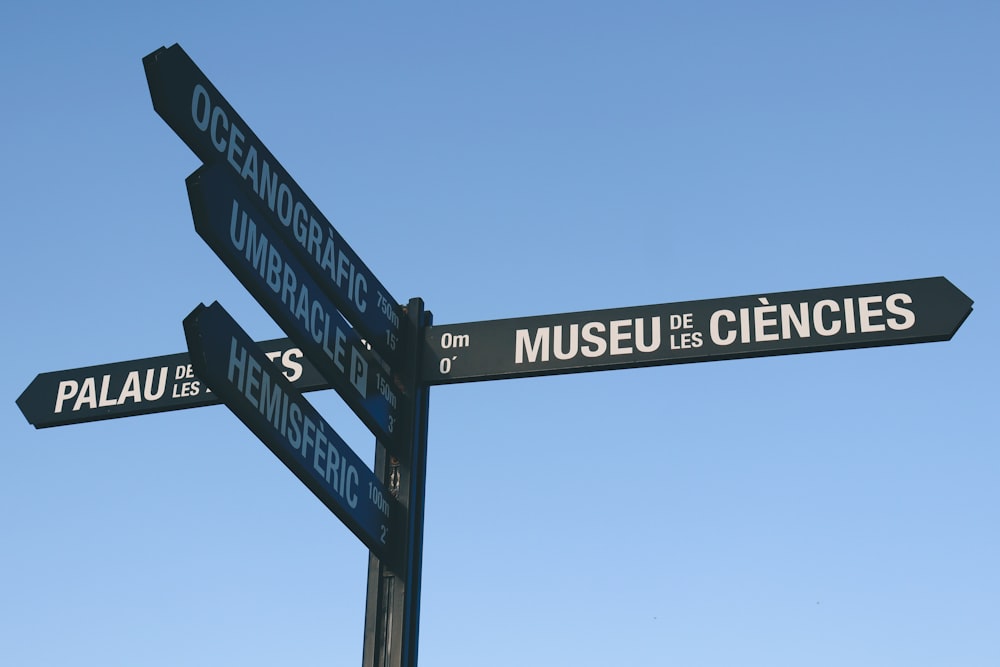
left=363, top=299, right=430, bottom=667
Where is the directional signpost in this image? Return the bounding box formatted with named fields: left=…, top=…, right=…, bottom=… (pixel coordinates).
left=422, top=277, right=973, bottom=384
left=14, top=41, right=978, bottom=667
left=184, top=301, right=405, bottom=571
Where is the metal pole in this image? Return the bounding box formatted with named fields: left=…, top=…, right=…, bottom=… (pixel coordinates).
left=363, top=298, right=430, bottom=667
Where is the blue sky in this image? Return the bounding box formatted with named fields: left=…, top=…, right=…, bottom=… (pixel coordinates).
left=2, top=3, right=997, bottom=666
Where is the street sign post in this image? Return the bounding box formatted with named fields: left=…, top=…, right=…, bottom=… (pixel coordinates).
left=184, top=301, right=405, bottom=571
left=16, top=338, right=325, bottom=428
left=187, top=162, right=408, bottom=453
left=422, top=277, right=973, bottom=384
left=144, top=43, right=409, bottom=370
left=146, top=40, right=428, bottom=667
left=13, top=41, right=977, bottom=667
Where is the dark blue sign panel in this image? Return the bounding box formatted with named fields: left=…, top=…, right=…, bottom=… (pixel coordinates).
left=184, top=301, right=404, bottom=570
left=144, top=44, right=408, bottom=370
left=422, top=277, right=973, bottom=384
left=16, top=339, right=326, bottom=428
left=187, top=162, right=407, bottom=453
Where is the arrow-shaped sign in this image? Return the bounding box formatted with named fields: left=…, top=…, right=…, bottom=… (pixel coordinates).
left=422, top=277, right=973, bottom=384
left=143, top=43, right=409, bottom=370
left=186, top=162, right=408, bottom=453
left=17, top=338, right=325, bottom=428
left=184, top=301, right=405, bottom=571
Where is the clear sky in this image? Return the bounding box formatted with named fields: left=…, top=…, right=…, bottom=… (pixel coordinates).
left=2, top=3, right=997, bottom=666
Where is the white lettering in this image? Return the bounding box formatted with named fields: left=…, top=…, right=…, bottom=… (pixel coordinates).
left=814, top=300, right=842, bottom=336
left=886, top=293, right=916, bottom=331
left=609, top=320, right=633, bottom=355
left=552, top=325, right=579, bottom=360
left=515, top=328, right=549, bottom=364
left=710, top=309, right=737, bottom=346
left=580, top=322, right=607, bottom=358
left=859, top=296, right=885, bottom=333
left=635, top=317, right=661, bottom=353
left=754, top=298, right=779, bottom=342
left=54, top=380, right=78, bottom=413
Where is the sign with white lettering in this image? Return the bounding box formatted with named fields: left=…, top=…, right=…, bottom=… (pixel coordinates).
left=422, top=277, right=973, bottom=384
left=184, top=301, right=404, bottom=570
left=16, top=339, right=325, bottom=428
left=143, top=43, right=409, bottom=369
left=187, top=162, right=407, bottom=452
